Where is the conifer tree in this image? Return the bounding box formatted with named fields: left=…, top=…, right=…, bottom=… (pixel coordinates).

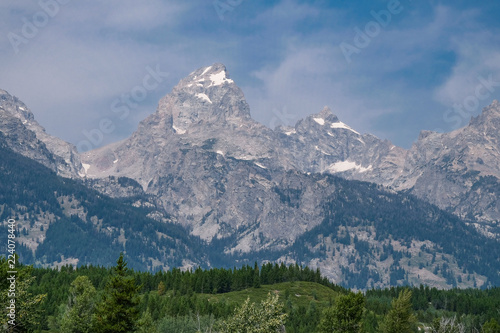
left=136, top=309, right=158, bottom=333
left=379, top=289, right=416, bottom=333
left=94, top=253, right=140, bottom=333
left=157, top=281, right=166, bottom=296
left=318, top=291, right=365, bottom=333
left=253, top=262, right=261, bottom=288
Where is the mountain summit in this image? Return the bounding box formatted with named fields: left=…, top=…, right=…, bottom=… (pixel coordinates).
left=393, top=100, right=500, bottom=225
left=157, top=63, right=252, bottom=134
left=81, top=64, right=274, bottom=185
left=0, top=89, right=83, bottom=177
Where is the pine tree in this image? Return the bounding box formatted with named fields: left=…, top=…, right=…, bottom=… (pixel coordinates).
left=253, top=262, right=261, bottom=289
left=157, top=281, right=166, bottom=296
left=318, top=291, right=365, bottom=333
left=379, top=289, right=416, bottom=333
left=136, top=309, right=158, bottom=333
left=94, top=253, right=140, bottom=333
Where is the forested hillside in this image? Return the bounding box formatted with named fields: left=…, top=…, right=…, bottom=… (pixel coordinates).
left=1, top=256, right=499, bottom=332
left=0, top=132, right=205, bottom=271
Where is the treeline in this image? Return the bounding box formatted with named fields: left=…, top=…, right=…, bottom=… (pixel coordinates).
left=2, top=254, right=500, bottom=332
left=366, top=286, right=500, bottom=329
left=28, top=259, right=344, bottom=319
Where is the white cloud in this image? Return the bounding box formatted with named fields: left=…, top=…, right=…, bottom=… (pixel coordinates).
left=434, top=33, right=500, bottom=106
left=0, top=0, right=193, bottom=146
left=243, top=45, right=384, bottom=135
left=64, top=0, right=189, bottom=32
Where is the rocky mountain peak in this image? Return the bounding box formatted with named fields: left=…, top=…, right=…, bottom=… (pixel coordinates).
left=0, top=89, right=83, bottom=178
left=152, top=63, right=252, bottom=134
left=468, top=100, right=500, bottom=134
left=179, top=63, right=234, bottom=89
left=417, top=130, right=438, bottom=141
left=300, top=106, right=360, bottom=136
left=314, top=106, right=339, bottom=122
left=0, top=89, right=35, bottom=122
left=473, top=99, right=500, bottom=120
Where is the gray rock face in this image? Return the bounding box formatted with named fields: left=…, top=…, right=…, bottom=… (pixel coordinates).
left=392, top=101, right=500, bottom=227
left=275, top=106, right=407, bottom=186
left=0, top=89, right=83, bottom=177
left=81, top=64, right=500, bottom=247
left=2, top=64, right=500, bottom=288
left=81, top=64, right=276, bottom=188
left=80, top=64, right=406, bottom=248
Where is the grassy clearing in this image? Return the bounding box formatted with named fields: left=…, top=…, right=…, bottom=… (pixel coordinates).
left=199, top=281, right=341, bottom=308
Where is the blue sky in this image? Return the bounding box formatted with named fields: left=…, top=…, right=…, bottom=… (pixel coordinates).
left=1, top=0, right=500, bottom=150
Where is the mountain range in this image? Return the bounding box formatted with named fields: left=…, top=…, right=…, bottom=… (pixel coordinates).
left=1, top=64, right=499, bottom=289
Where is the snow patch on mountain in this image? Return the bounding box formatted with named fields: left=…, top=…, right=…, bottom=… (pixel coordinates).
left=201, top=66, right=212, bottom=76
left=328, top=161, right=372, bottom=173
left=255, top=162, right=267, bottom=169
left=172, top=125, right=186, bottom=134
left=313, top=117, right=325, bottom=125
left=209, top=71, right=234, bottom=87
left=82, top=163, right=91, bottom=174
left=195, top=93, right=212, bottom=104
left=330, top=121, right=360, bottom=135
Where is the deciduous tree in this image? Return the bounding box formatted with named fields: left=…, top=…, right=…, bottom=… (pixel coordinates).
left=58, top=275, right=97, bottom=333
left=0, top=256, right=46, bottom=332
left=217, top=292, right=287, bottom=332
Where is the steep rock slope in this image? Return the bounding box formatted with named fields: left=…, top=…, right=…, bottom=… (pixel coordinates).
left=0, top=89, right=83, bottom=177
left=0, top=132, right=203, bottom=271
left=275, top=106, right=406, bottom=185
left=2, top=64, right=500, bottom=288
left=393, top=101, right=500, bottom=232
left=3, top=131, right=499, bottom=289
left=80, top=64, right=408, bottom=244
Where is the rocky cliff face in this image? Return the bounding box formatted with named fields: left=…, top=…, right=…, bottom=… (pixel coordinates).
left=389, top=101, right=500, bottom=234
left=81, top=64, right=276, bottom=187
left=275, top=106, right=407, bottom=186
left=0, top=89, right=83, bottom=177
left=81, top=64, right=500, bottom=241
left=2, top=64, right=499, bottom=288
left=80, top=64, right=408, bottom=247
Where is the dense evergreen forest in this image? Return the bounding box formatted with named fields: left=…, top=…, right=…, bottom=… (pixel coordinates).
left=1, top=255, right=499, bottom=332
